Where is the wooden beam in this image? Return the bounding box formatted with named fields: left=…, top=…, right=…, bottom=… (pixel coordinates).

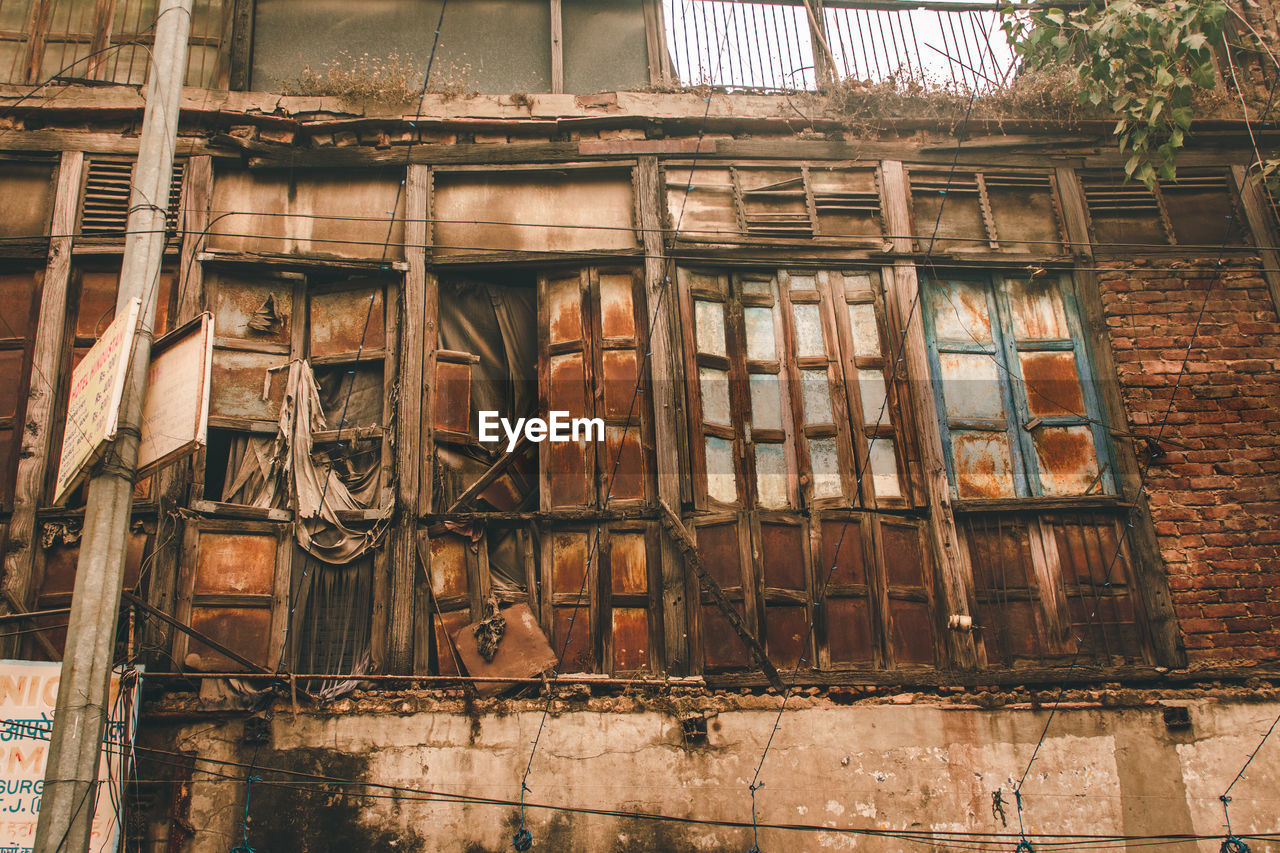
left=390, top=164, right=430, bottom=674
left=1054, top=165, right=1185, bottom=667
left=879, top=159, right=979, bottom=670
left=1, top=151, right=82, bottom=653
left=637, top=157, right=691, bottom=674
left=659, top=501, right=783, bottom=690
left=445, top=438, right=530, bottom=514
left=228, top=0, right=255, bottom=91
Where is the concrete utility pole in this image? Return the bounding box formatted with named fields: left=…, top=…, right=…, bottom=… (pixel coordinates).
left=34, top=2, right=192, bottom=851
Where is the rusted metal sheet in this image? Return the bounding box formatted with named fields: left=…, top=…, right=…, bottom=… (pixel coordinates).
left=547, top=276, right=583, bottom=345
left=433, top=610, right=471, bottom=676
left=605, top=427, right=645, bottom=501
left=928, top=279, right=991, bottom=342
left=210, top=274, right=292, bottom=345
left=433, top=359, right=471, bottom=438
left=951, top=431, right=1015, bottom=498
left=194, top=532, right=277, bottom=595
left=548, top=439, right=590, bottom=507
left=881, top=523, right=926, bottom=587
left=609, top=532, right=647, bottom=595
left=764, top=606, right=807, bottom=667
left=429, top=534, right=469, bottom=600
left=598, top=273, right=636, bottom=339
left=888, top=600, right=934, bottom=665
left=697, top=522, right=741, bottom=589
left=452, top=604, right=560, bottom=693
left=601, top=349, right=639, bottom=418
left=1007, top=278, right=1069, bottom=340
left=0, top=161, right=55, bottom=241
left=1032, top=426, right=1099, bottom=495
left=0, top=271, right=39, bottom=338
left=552, top=608, right=594, bottom=674
left=761, top=521, right=805, bottom=591
left=548, top=352, right=587, bottom=413
left=188, top=606, right=270, bottom=670
left=210, top=349, right=286, bottom=421
left=551, top=531, right=588, bottom=595
left=611, top=608, right=649, bottom=672
left=701, top=605, right=749, bottom=668
left=939, top=353, right=1003, bottom=420
left=826, top=597, right=873, bottom=664
left=1019, top=352, right=1084, bottom=417
left=310, top=285, right=386, bottom=357
left=820, top=519, right=865, bottom=586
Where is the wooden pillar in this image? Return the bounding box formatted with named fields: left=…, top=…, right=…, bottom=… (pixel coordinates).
left=637, top=157, right=690, bottom=674
left=388, top=164, right=429, bottom=674
left=1055, top=166, right=1185, bottom=667
left=2, top=151, right=83, bottom=641
left=879, top=159, right=978, bottom=670
left=1231, top=165, right=1280, bottom=319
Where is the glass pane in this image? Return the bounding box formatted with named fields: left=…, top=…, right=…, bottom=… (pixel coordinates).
left=929, top=279, right=991, bottom=343
left=1033, top=425, right=1102, bottom=495
left=791, top=303, right=825, bottom=358
left=1019, top=351, right=1086, bottom=418
left=705, top=437, right=737, bottom=503
left=744, top=306, right=776, bottom=361
left=809, top=438, right=843, bottom=499
left=754, top=444, right=788, bottom=509
left=857, top=368, right=887, bottom=423
left=951, top=431, right=1016, bottom=498
left=868, top=437, right=902, bottom=498
left=749, top=374, right=782, bottom=430
left=848, top=303, right=881, bottom=356
left=788, top=273, right=817, bottom=291
left=938, top=353, right=1004, bottom=420
left=800, top=369, right=833, bottom=424
left=741, top=277, right=773, bottom=298
left=562, top=0, right=648, bottom=95
left=695, top=300, right=726, bottom=356
left=699, top=367, right=731, bottom=425
left=1008, top=277, right=1069, bottom=340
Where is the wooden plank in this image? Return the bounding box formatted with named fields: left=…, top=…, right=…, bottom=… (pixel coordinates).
left=1231, top=164, right=1280, bottom=318
left=637, top=158, right=690, bottom=673
left=1, top=151, right=82, bottom=647
left=390, top=164, right=430, bottom=674
left=228, top=0, right=254, bottom=92
left=445, top=437, right=530, bottom=514
left=659, top=500, right=783, bottom=689
left=640, top=0, right=666, bottom=86
left=879, top=159, right=978, bottom=670
left=1054, top=166, right=1185, bottom=667
left=550, top=0, right=564, bottom=94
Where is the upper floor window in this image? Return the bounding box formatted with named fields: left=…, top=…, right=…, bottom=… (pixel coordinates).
left=922, top=272, right=1115, bottom=501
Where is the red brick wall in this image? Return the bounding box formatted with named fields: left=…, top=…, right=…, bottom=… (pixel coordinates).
left=1099, top=257, right=1280, bottom=664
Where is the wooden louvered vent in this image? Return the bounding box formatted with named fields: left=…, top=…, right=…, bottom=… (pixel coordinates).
left=80, top=158, right=184, bottom=240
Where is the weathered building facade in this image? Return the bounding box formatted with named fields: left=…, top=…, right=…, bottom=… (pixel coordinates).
left=0, top=0, right=1278, bottom=850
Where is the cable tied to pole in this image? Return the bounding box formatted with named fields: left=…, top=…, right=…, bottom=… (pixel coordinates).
left=229, top=774, right=261, bottom=853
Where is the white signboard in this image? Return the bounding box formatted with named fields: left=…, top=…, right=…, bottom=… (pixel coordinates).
left=138, top=313, right=214, bottom=477
left=0, top=661, right=137, bottom=853
left=54, top=298, right=141, bottom=504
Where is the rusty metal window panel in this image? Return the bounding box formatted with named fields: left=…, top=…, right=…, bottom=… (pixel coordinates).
left=923, top=272, right=1115, bottom=500
left=1081, top=168, right=1251, bottom=250
left=908, top=166, right=1065, bottom=255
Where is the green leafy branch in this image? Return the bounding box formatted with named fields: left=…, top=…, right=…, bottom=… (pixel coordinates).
left=1000, top=0, right=1227, bottom=188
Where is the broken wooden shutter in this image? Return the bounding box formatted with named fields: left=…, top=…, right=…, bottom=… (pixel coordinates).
left=592, top=268, right=649, bottom=506
left=79, top=156, right=184, bottom=241
left=426, top=531, right=477, bottom=676
left=1080, top=168, right=1249, bottom=249
left=176, top=519, right=291, bottom=671
left=908, top=167, right=1064, bottom=254
left=542, top=528, right=597, bottom=673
